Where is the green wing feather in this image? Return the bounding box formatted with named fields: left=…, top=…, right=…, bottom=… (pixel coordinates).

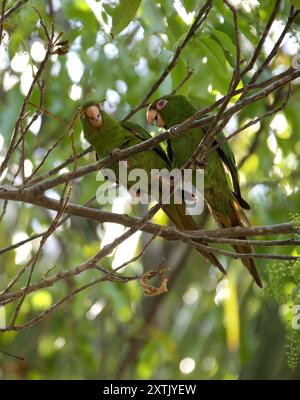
left=122, top=122, right=226, bottom=273
left=215, top=132, right=250, bottom=210
left=121, top=120, right=171, bottom=167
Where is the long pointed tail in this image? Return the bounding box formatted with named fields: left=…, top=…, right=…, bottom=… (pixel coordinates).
left=210, top=194, right=263, bottom=288
left=163, top=203, right=226, bottom=274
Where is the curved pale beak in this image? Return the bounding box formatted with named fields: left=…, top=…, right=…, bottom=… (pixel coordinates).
left=86, top=105, right=102, bottom=128
left=146, top=107, right=165, bottom=128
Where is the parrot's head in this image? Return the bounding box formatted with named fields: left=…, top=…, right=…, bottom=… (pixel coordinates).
left=146, top=95, right=196, bottom=129
left=80, top=101, right=103, bottom=130
left=80, top=100, right=113, bottom=144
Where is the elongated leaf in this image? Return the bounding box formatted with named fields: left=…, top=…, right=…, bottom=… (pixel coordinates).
left=211, top=30, right=236, bottom=56
left=111, top=0, right=142, bottom=37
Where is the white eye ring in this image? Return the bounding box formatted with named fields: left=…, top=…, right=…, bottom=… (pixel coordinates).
left=156, top=99, right=168, bottom=110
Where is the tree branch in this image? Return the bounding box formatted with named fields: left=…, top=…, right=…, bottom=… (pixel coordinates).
left=122, top=0, right=213, bottom=121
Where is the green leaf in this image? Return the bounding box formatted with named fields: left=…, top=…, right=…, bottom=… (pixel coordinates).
left=199, top=35, right=228, bottom=68
left=211, top=30, right=236, bottom=56
left=111, top=0, right=142, bottom=37
left=182, top=0, right=197, bottom=12
left=213, top=0, right=226, bottom=14
left=197, top=35, right=231, bottom=92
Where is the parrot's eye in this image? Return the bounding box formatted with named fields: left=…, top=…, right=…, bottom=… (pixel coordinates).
left=156, top=99, right=168, bottom=110
left=86, top=105, right=102, bottom=128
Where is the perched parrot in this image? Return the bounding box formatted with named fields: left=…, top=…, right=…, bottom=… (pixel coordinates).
left=80, top=100, right=226, bottom=273
left=146, top=95, right=263, bottom=288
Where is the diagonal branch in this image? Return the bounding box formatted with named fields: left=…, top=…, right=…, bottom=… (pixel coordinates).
left=0, top=0, right=29, bottom=23
left=122, top=0, right=213, bottom=121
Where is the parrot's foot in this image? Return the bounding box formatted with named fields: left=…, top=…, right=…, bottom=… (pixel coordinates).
left=169, top=125, right=179, bottom=136
left=110, top=148, right=121, bottom=159
left=191, top=156, right=207, bottom=169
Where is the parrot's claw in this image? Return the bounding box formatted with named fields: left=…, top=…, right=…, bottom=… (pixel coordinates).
left=169, top=125, right=179, bottom=137
left=192, top=157, right=207, bottom=169
left=110, top=148, right=121, bottom=159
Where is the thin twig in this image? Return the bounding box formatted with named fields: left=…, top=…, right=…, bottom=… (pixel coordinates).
left=208, top=85, right=291, bottom=157
left=0, top=0, right=7, bottom=46
left=0, top=349, right=24, bottom=361
left=0, top=0, right=29, bottom=23
left=248, top=7, right=299, bottom=86
left=0, top=217, right=299, bottom=307
left=122, top=0, right=213, bottom=121
left=0, top=270, right=139, bottom=332
left=8, top=182, right=72, bottom=328
left=25, top=146, right=93, bottom=188
left=241, top=0, right=282, bottom=76
left=194, top=237, right=300, bottom=247
left=0, top=196, right=97, bottom=295
left=8, top=67, right=296, bottom=197
left=169, top=68, right=194, bottom=96
left=0, top=9, right=67, bottom=178
left=0, top=199, right=8, bottom=223
left=0, top=187, right=300, bottom=241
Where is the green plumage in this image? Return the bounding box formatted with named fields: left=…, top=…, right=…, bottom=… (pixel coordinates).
left=80, top=100, right=226, bottom=273
left=81, top=102, right=169, bottom=177
left=148, top=95, right=262, bottom=287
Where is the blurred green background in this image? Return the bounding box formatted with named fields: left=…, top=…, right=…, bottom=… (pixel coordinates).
left=0, top=0, right=300, bottom=379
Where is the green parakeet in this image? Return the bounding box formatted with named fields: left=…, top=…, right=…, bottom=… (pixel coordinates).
left=80, top=100, right=225, bottom=273
left=146, top=95, right=263, bottom=288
